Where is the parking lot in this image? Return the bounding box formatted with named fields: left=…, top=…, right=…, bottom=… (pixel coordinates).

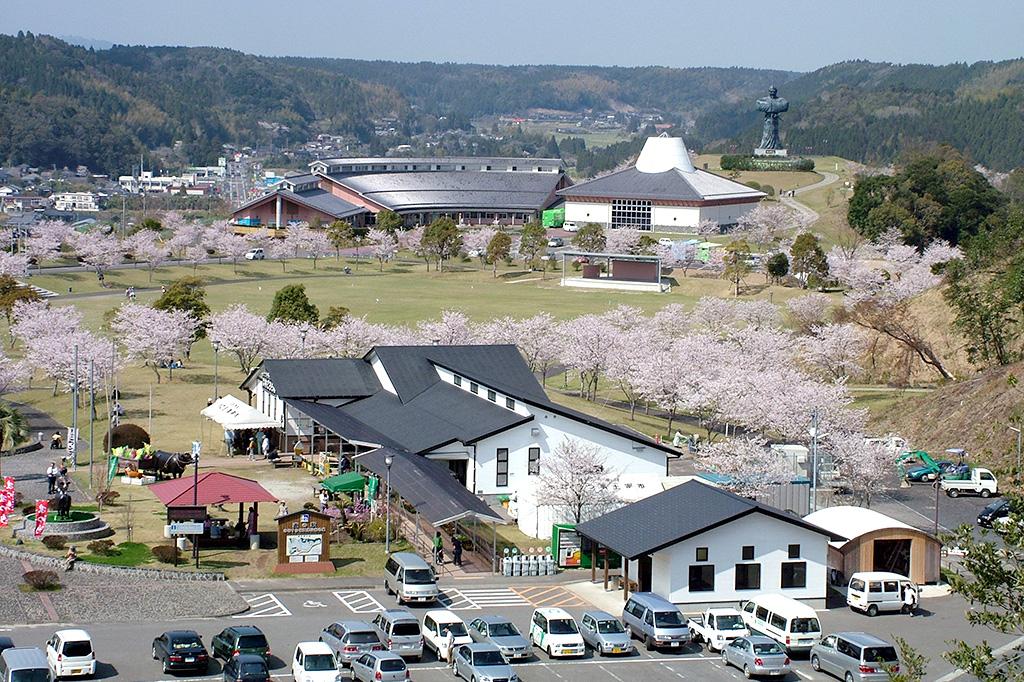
left=4, top=579, right=1016, bottom=681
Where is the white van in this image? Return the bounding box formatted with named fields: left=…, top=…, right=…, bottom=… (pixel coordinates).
left=45, top=629, right=96, bottom=678
left=846, top=572, right=917, bottom=616
left=529, top=608, right=585, bottom=658
left=739, top=594, right=822, bottom=653
left=290, top=641, right=339, bottom=682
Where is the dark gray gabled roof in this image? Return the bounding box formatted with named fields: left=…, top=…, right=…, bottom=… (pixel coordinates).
left=283, top=399, right=400, bottom=448
left=356, top=447, right=503, bottom=526
left=557, top=167, right=764, bottom=203
left=261, top=359, right=380, bottom=399
left=328, top=171, right=564, bottom=212
left=233, top=187, right=368, bottom=219
left=369, top=345, right=550, bottom=404
left=576, top=481, right=844, bottom=559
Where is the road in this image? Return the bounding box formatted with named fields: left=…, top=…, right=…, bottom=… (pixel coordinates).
left=780, top=171, right=839, bottom=225
left=2, top=580, right=1008, bottom=681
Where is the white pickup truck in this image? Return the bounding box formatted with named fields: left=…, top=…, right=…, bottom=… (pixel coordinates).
left=941, top=467, right=998, bottom=498
left=686, top=608, right=750, bottom=652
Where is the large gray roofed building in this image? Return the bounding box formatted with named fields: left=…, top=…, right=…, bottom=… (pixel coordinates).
left=260, top=359, right=379, bottom=399
left=557, top=166, right=762, bottom=203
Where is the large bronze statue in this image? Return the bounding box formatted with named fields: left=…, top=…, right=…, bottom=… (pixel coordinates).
left=757, top=86, right=789, bottom=151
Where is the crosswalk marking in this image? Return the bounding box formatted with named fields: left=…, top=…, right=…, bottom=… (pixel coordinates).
left=439, top=587, right=531, bottom=610
left=235, top=593, right=291, bottom=618
left=333, top=590, right=385, bottom=613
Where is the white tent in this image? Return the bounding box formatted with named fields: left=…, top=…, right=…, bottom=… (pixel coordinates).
left=201, top=395, right=279, bottom=430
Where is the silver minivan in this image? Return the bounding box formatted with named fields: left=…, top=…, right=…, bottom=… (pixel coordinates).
left=0, top=647, right=50, bottom=682
left=810, top=632, right=900, bottom=682
left=621, top=592, right=691, bottom=651
left=371, top=610, right=424, bottom=661
left=384, top=552, right=440, bottom=605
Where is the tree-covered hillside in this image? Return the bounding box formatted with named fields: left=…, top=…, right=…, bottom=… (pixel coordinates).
left=699, top=59, right=1024, bottom=170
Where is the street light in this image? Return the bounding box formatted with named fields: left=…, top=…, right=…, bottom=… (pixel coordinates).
left=384, top=455, right=393, bottom=555
left=808, top=409, right=820, bottom=513
left=212, top=340, right=221, bottom=401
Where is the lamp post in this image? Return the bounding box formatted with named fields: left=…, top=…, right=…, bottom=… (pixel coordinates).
left=384, top=455, right=393, bottom=555
left=212, top=340, right=221, bottom=401
left=300, top=324, right=309, bottom=355
left=1010, top=425, right=1022, bottom=485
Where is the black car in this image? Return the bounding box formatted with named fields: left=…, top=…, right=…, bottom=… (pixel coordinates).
left=979, top=499, right=1011, bottom=528
left=222, top=653, right=271, bottom=682
left=0, top=636, right=13, bottom=653
left=211, top=626, right=270, bottom=661
left=152, top=630, right=210, bottom=674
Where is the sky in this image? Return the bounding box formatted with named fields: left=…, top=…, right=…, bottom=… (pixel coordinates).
left=2, top=0, right=1022, bottom=72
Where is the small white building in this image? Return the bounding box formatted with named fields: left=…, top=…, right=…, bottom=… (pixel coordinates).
left=577, top=481, right=842, bottom=607
left=241, top=346, right=677, bottom=532
left=557, top=135, right=764, bottom=231
left=52, top=192, right=101, bottom=212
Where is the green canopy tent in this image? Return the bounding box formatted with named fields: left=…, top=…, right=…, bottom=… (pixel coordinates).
left=321, top=471, right=367, bottom=494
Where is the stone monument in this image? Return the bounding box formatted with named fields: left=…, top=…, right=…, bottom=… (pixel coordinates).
left=755, top=86, right=789, bottom=157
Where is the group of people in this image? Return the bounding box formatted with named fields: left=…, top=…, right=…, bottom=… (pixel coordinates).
left=45, top=460, right=71, bottom=496
left=432, top=530, right=463, bottom=567
left=124, top=286, right=137, bottom=301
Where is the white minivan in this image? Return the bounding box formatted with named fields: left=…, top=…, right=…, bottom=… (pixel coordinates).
left=291, top=641, right=340, bottom=682
left=46, top=629, right=96, bottom=679
left=529, top=608, right=585, bottom=658
left=847, top=571, right=917, bottom=616
left=739, top=594, right=822, bottom=653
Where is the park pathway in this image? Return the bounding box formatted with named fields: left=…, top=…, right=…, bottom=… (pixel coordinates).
left=780, top=170, right=839, bottom=225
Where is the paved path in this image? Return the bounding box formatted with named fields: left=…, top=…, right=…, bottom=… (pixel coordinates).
left=2, top=401, right=74, bottom=504
left=780, top=170, right=839, bottom=225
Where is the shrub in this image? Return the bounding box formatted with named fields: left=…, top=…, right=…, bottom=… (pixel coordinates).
left=42, top=535, right=67, bottom=550
left=87, top=539, right=116, bottom=556
left=103, top=423, right=150, bottom=450
left=95, top=490, right=120, bottom=506
left=745, top=180, right=762, bottom=191
left=761, top=184, right=776, bottom=197
left=151, top=545, right=180, bottom=564
left=23, top=570, right=60, bottom=591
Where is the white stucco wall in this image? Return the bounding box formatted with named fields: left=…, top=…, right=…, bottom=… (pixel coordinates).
left=565, top=201, right=611, bottom=225
left=650, top=512, right=829, bottom=605
left=701, top=201, right=760, bottom=227
left=652, top=205, right=701, bottom=229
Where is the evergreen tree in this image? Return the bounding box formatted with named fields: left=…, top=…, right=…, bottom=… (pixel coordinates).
left=267, top=284, right=319, bottom=324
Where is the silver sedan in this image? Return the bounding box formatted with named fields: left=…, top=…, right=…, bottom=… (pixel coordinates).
left=579, top=611, right=633, bottom=656
left=722, top=636, right=791, bottom=679
left=467, top=616, right=533, bottom=661
left=452, top=643, right=519, bottom=682
left=350, top=651, right=407, bottom=682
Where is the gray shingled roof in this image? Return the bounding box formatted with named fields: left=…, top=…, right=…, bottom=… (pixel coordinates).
left=234, top=187, right=368, bottom=219
left=576, top=481, right=843, bottom=559
left=261, top=359, right=379, bottom=399
left=559, top=167, right=704, bottom=201
left=356, top=447, right=503, bottom=525
left=284, top=398, right=401, bottom=448
left=329, top=171, right=563, bottom=211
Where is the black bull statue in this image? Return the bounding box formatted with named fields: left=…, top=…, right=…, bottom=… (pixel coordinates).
left=137, top=450, right=193, bottom=479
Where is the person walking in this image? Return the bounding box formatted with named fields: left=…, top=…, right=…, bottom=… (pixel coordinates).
left=452, top=535, right=463, bottom=568
left=319, top=489, right=330, bottom=513
left=433, top=531, right=444, bottom=565
left=902, top=585, right=917, bottom=617
left=442, top=626, right=455, bottom=667
left=247, top=437, right=256, bottom=461
left=46, top=462, right=59, bottom=495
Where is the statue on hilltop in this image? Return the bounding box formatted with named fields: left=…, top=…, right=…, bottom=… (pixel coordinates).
left=756, top=86, right=789, bottom=153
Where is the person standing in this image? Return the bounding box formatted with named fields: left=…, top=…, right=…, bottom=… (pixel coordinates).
left=443, top=626, right=455, bottom=667
left=277, top=500, right=288, bottom=518
left=319, top=489, right=330, bottom=513
left=247, top=437, right=256, bottom=461
left=46, top=462, right=59, bottom=495
left=903, top=585, right=917, bottom=617
left=452, top=535, right=463, bottom=567
left=261, top=436, right=271, bottom=459
left=433, top=531, right=444, bottom=565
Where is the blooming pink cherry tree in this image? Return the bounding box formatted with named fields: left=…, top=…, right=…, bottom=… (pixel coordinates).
left=400, top=226, right=430, bottom=270
left=0, top=252, right=29, bottom=277
left=367, top=228, right=398, bottom=271
left=606, top=326, right=660, bottom=420
left=696, top=218, right=720, bottom=236
left=477, top=312, right=561, bottom=384
left=534, top=439, right=621, bottom=524
left=111, top=303, right=197, bottom=382
left=416, top=309, right=477, bottom=345
left=208, top=304, right=275, bottom=373
left=785, top=293, right=834, bottom=331
left=558, top=314, right=616, bottom=400
left=828, top=431, right=895, bottom=507
left=737, top=203, right=802, bottom=247
left=24, top=220, right=74, bottom=264
left=697, top=436, right=794, bottom=498
left=462, top=227, right=497, bottom=269
left=799, top=323, right=869, bottom=379
left=605, top=228, right=642, bottom=255
left=125, top=231, right=169, bottom=281
left=0, top=350, right=28, bottom=395
left=74, top=230, right=123, bottom=280
left=165, top=219, right=203, bottom=260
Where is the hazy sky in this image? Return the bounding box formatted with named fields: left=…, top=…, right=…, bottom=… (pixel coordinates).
left=2, top=0, right=1021, bottom=72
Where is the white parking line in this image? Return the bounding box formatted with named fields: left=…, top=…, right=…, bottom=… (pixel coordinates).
left=934, top=633, right=1024, bottom=681
left=233, top=593, right=291, bottom=618
left=333, top=589, right=385, bottom=614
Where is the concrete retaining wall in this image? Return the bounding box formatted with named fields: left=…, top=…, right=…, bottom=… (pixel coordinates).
left=0, top=544, right=226, bottom=581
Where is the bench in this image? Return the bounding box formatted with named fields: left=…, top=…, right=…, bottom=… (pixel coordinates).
left=270, top=454, right=299, bottom=469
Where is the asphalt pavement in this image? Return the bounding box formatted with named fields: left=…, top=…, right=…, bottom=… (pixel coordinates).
left=2, top=579, right=1012, bottom=681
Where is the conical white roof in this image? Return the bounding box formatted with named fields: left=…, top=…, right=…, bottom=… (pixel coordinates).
left=635, top=135, right=696, bottom=174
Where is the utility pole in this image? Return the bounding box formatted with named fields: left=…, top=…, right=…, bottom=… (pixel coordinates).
left=71, top=345, right=78, bottom=469
left=88, top=360, right=94, bottom=490
left=808, top=409, right=819, bottom=513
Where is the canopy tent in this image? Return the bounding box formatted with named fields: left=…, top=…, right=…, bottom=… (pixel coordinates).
left=201, top=395, right=280, bottom=430
left=322, top=471, right=367, bottom=494
left=356, top=448, right=504, bottom=527
left=149, top=471, right=278, bottom=507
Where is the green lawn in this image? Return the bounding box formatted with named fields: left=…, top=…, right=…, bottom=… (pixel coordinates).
left=81, top=541, right=152, bottom=566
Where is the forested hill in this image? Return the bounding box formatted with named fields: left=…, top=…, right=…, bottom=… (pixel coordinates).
left=274, top=58, right=797, bottom=118
left=698, top=59, right=1024, bottom=170
left=0, top=33, right=409, bottom=174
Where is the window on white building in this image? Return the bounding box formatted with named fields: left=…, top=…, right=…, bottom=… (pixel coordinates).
left=496, top=448, right=509, bottom=487
left=695, top=547, right=709, bottom=562
left=735, top=563, right=761, bottom=590
left=470, top=382, right=479, bottom=395
left=505, top=397, right=515, bottom=410
left=528, top=447, right=540, bottom=475
left=454, top=375, right=462, bottom=387
left=487, top=389, right=496, bottom=402
left=781, top=562, right=806, bottom=588
left=788, top=544, right=800, bottom=559
left=611, top=199, right=652, bottom=230
left=741, top=545, right=755, bottom=561
left=689, top=565, right=714, bottom=592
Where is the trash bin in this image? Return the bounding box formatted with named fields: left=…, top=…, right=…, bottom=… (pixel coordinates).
left=502, top=556, right=512, bottom=577
left=511, top=555, right=522, bottom=577
left=543, top=554, right=555, bottom=576
left=528, top=555, right=539, bottom=577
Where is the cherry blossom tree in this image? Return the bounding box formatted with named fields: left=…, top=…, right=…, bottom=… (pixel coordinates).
left=606, top=228, right=642, bottom=255
left=367, top=228, right=398, bottom=271
left=207, top=221, right=253, bottom=274
left=799, top=323, right=869, bottom=379
left=74, top=230, right=123, bottom=280
left=286, top=224, right=332, bottom=269
left=208, top=304, right=275, bottom=373
left=690, top=296, right=781, bottom=335
left=786, top=293, right=834, bottom=331
left=632, top=336, right=694, bottom=431
left=0, top=351, right=28, bottom=395
left=185, top=244, right=208, bottom=273
left=696, top=218, right=720, bottom=236
left=416, top=309, right=477, bottom=345
left=829, top=233, right=961, bottom=380
left=264, top=235, right=294, bottom=272
left=0, top=252, right=29, bottom=277
left=314, top=316, right=393, bottom=357
left=697, top=436, right=794, bottom=498
left=737, top=203, right=805, bottom=247
left=829, top=432, right=895, bottom=507
left=400, top=226, right=430, bottom=271
left=477, top=312, right=561, bottom=384
left=110, top=303, right=197, bottom=382
left=606, top=326, right=659, bottom=420
left=535, top=439, right=621, bottom=524
left=670, top=240, right=699, bottom=276
left=20, top=325, right=119, bottom=397
left=165, top=219, right=203, bottom=260
left=651, top=303, right=691, bottom=338
left=24, top=220, right=74, bottom=264
left=125, top=230, right=169, bottom=281
left=462, top=227, right=497, bottom=269
left=559, top=314, right=616, bottom=400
